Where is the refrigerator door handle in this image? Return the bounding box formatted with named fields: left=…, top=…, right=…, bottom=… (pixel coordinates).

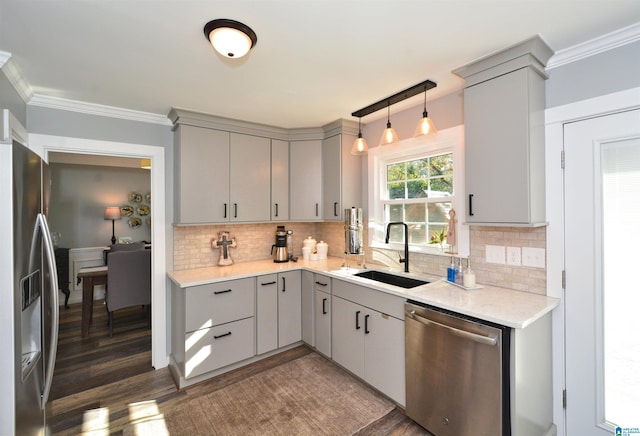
left=37, top=213, right=59, bottom=409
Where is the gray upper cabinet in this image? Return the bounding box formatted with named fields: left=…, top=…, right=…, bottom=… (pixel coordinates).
left=290, top=140, right=323, bottom=221
left=229, top=133, right=271, bottom=222
left=271, top=139, right=289, bottom=221
left=454, top=36, right=553, bottom=226
left=322, top=132, right=362, bottom=221
left=174, top=124, right=230, bottom=224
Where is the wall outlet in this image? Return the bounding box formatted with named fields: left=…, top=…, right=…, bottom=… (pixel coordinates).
left=522, top=247, right=546, bottom=268
left=485, top=245, right=505, bottom=264
left=506, top=246, right=521, bottom=266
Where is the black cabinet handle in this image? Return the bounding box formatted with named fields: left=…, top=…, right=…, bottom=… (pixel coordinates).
left=213, top=331, right=232, bottom=339
left=334, top=202, right=338, bottom=217
left=234, top=203, right=238, bottom=218
left=355, top=310, right=361, bottom=330
left=315, top=203, right=319, bottom=217
left=315, top=281, right=328, bottom=287
left=224, top=203, right=227, bottom=219
left=213, top=289, right=232, bottom=295
left=322, top=298, right=327, bottom=315
left=282, top=276, right=286, bottom=292
left=365, top=314, right=370, bottom=334
left=260, top=281, right=276, bottom=286
left=468, top=194, right=474, bottom=216
left=274, top=203, right=279, bottom=217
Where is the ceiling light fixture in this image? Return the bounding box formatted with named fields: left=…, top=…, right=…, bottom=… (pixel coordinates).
left=204, top=19, right=257, bottom=59
left=351, top=79, right=437, bottom=152
left=351, top=117, right=369, bottom=155
left=379, top=102, right=399, bottom=146
left=413, top=85, right=437, bottom=138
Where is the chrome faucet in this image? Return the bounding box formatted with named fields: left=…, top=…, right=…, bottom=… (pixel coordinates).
left=385, top=222, right=409, bottom=273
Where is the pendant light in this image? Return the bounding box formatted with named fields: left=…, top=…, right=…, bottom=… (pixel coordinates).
left=351, top=117, right=369, bottom=155
left=204, top=19, right=257, bottom=59
left=379, top=102, right=399, bottom=146
left=413, top=86, right=437, bottom=138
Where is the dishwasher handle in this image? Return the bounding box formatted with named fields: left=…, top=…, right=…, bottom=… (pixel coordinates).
left=406, top=310, right=498, bottom=346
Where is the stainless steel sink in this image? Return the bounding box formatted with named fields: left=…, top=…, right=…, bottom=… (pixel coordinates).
left=354, top=270, right=429, bottom=289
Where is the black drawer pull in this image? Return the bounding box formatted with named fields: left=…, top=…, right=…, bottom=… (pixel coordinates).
left=315, top=203, right=319, bottom=216
left=334, top=202, right=338, bottom=216
left=214, top=331, right=232, bottom=339
left=234, top=203, right=238, bottom=218
left=365, top=314, right=370, bottom=334
left=224, top=203, right=227, bottom=219
left=213, top=289, right=232, bottom=295
left=282, top=276, right=286, bottom=292
left=261, top=281, right=276, bottom=286
left=274, top=203, right=279, bottom=217
left=315, top=281, right=328, bottom=287
left=468, top=194, right=474, bottom=216
left=355, top=310, right=361, bottom=330
left=322, top=298, right=327, bottom=315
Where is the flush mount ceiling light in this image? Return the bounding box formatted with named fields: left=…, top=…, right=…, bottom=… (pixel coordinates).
left=204, top=19, right=257, bottom=58
left=351, top=117, right=369, bottom=155
left=351, top=79, right=437, bottom=152
left=414, top=84, right=438, bottom=138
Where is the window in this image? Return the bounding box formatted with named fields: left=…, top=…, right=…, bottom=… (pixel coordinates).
left=367, top=125, right=468, bottom=256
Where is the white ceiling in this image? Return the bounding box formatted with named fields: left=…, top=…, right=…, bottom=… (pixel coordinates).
left=1, top=1, right=639, bottom=128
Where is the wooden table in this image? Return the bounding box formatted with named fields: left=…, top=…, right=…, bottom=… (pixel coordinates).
left=77, top=266, right=108, bottom=338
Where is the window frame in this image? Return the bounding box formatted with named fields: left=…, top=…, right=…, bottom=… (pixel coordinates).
left=367, top=125, right=469, bottom=257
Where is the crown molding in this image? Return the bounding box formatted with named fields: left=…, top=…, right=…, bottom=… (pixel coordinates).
left=0, top=51, right=34, bottom=103
left=547, top=22, right=640, bottom=69
left=28, top=94, right=172, bottom=126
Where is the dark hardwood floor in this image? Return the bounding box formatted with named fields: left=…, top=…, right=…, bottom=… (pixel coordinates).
left=50, top=300, right=428, bottom=435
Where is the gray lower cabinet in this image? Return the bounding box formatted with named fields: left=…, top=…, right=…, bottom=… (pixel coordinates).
left=173, top=277, right=256, bottom=380
left=256, top=271, right=302, bottom=354
left=313, top=274, right=332, bottom=358
left=331, top=279, right=405, bottom=406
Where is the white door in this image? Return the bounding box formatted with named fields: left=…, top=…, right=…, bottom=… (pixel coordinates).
left=564, top=109, right=640, bottom=435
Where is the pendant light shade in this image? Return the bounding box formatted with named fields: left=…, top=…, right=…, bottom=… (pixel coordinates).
left=204, top=19, right=257, bottom=58
left=379, top=103, right=399, bottom=146
left=351, top=118, right=369, bottom=155
left=413, top=87, right=438, bottom=138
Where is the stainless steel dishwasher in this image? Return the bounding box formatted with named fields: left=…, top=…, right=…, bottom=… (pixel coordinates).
left=405, top=301, right=511, bottom=436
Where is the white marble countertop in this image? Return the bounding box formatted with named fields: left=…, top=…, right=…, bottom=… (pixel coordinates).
left=168, top=257, right=559, bottom=329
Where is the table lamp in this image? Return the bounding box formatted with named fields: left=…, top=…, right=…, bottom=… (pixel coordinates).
left=104, top=207, right=122, bottom=244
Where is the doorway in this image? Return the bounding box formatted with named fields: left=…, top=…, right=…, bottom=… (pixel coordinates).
left=564, top=109, right=640, bottom=434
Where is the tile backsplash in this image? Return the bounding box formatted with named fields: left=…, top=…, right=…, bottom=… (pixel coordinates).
left=173, top=222, right=547, bottom=295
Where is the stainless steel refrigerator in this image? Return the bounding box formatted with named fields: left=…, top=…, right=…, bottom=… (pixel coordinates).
left=2, top=139, right=59, bottom=435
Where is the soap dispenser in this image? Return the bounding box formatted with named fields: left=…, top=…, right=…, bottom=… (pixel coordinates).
left=447, top=257, right=456, bottom=282
left=463, top=258, right=476, bottom=288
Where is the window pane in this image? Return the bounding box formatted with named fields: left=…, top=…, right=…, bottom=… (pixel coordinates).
left=407, top=180, right=429, bottom=198
left=387, top=163, right=405, bottom=182
left=387, top=225, right=404, bottom=243
left=386, top=204, right=404, bottom=222
left=409, top=224, right=427, bottom=244
left=407, top=159, right=428, bottom=180
left=428, top=202, right=451, bottom=223
left=388, top=182, right=405, bottom=199
left=405, top=203, right=425, bottom=222
left=430, top=153, right=453, bottom=176
left=431, top=176, right=453, bottom=195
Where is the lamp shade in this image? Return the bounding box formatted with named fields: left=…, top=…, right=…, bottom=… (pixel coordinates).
left=204, top=19, right=257, bottom=58
left=379, top=124, right=399, bottom=146
left=414, top=112, right=437, bottom=138
left=351, top=134, right=369, bottom=155
left=104, top=207, right=121, bottom=221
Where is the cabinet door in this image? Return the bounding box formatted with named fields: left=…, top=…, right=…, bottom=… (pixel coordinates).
left=332, top=296, right=364, bottom=378
left=290, top=140, right=322, bottom=220
left=229, top=133, right=271, bottom=222
left=464, top=68, right=537, bottom=224
left=271, top=139, right=289, bottom=220
left=175, top=125, right=229, bottom=224
left=278, top=271, right=302, bottom=347
left=364, top=309, right=406, bottom=405
left=322, top=134, right=341, bottom=220
left=314, top=289, right=331, bottom=357
left=256, top=274, right=278, bottom=355
left=301, top=270, right=314, bottom=346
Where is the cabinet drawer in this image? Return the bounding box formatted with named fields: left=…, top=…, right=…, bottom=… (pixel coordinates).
left=184, top=317, right=255, bottom=378
left=186, top=278, right=255, bottom=332
left=313, top=273, right=332, bottom=293
left=333, top=279, right=404, bottom=320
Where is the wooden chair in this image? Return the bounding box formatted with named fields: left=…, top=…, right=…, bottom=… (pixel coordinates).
left=105, top=249, right=151, bottom=337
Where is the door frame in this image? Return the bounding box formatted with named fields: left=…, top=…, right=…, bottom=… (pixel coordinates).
left=545, top=86, right=640, bottom=436
left=28, top=133, right=168, bottom=369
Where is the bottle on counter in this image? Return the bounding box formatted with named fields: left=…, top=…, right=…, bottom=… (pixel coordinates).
left=286, top=230, right=293, bottom=259
left=463, top=258, right=477, bottom=288
left=455, top=257, right=463, bottom=285
left=447, top=256, right=456, bottom=282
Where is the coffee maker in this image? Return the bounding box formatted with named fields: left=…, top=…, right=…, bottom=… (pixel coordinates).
left=271, top=225, right=289, bottom=263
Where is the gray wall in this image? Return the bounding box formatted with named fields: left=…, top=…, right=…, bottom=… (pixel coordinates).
left=0, top=70, right=26, bottom=126
left=546, top=40, right=640, bottom=108
left=49, top=163, right=151, bottom=248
